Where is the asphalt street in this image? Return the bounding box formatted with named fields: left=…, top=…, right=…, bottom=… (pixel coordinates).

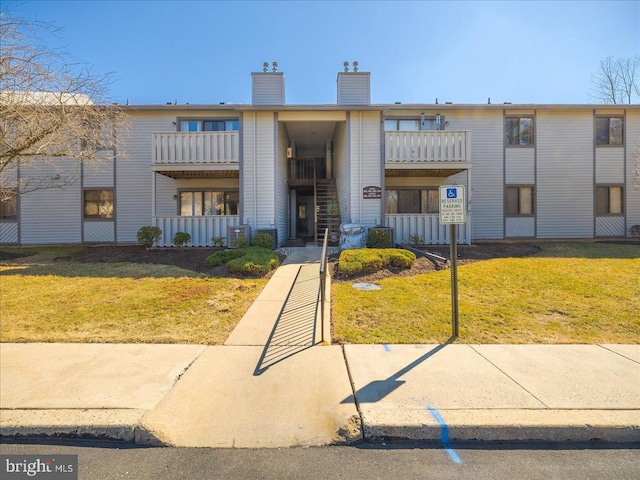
left=1, top=440, right=638, bottom=480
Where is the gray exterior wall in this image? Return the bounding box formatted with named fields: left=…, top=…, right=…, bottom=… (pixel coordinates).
left=348, top=111, right=381, bottom=225
left=536, top=109, right=594, bottom=238
left=276, top=120, right=289, bottom=244
left=252, top=73, right=285, bottom=105
left=447, top=109, right=504, bottom=239
left=334, top=120, right=350, bottom=224
left=242, top=111, right=276, bottom=232
left=626, top=109, right=640, bottom=235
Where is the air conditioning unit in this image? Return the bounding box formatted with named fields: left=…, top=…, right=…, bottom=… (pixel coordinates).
left=227, top=225, right=251, bottom=247
left=256, top=229, right=278, bottom=248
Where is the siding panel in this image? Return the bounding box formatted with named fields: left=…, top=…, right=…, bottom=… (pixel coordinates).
left=84, top=221, right=115, bottom=242
left=595, top=149, right=625, bottom=184
left=536, top=109, right=593, bottom=238
left=0, top=223, right=19, bottom=244
left=349, top=111, right=381, bottom=225
left=595, top=216, right=625, bottom=237
left=506, top=148, right=535, bottom=184
left=626, top=110, right=640, bottom=234
left=506, top=217, right=535, bottom=237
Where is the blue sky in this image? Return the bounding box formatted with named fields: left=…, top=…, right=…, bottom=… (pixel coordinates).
left=7, top=0, right=640, bottom=105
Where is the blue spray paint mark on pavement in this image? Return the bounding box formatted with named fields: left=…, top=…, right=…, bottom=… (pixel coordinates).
left=427, top=406, right=462, bottom=464
left=383, top=344, right=391, bottom=352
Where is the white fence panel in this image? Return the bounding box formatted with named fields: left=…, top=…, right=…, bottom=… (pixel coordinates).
left=153, top=216, right=240, bottom=247
left=385, top=214, right=471, bottom=245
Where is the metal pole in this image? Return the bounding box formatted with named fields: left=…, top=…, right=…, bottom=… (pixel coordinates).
left=450, top=224, right=459, bottom=337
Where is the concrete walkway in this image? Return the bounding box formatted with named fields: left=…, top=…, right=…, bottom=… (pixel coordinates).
left=1, top=247, right=639, bottom=446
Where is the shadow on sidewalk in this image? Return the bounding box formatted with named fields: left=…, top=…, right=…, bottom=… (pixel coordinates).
left=253, top=264, right=321, bottom=376
left=342, top=337, right=457, bottom=404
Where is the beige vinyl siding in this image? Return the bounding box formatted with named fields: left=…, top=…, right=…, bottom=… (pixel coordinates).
left=537, top=109, right=593, bottom=238
left=626, top=110, right=640, bottom=235
left=334, top=121, right=350, bottom=223
left=20, top=160, right=82, bottom=243
left=337, top=73, right=371, bottom=105
left=506, top=148, right=535, bottom=184
left=595, top=149, right=625, bottom=184
left=446, top=110, right=503, bottom=239
left=242, top=112, right=276, bottom=231
left=349, top=111, right=382, bottom=225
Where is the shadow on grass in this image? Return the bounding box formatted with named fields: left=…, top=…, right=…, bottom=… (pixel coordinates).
left=533, top=241, right=640, bottom=259
left=0, top=262, right=208, bottom=279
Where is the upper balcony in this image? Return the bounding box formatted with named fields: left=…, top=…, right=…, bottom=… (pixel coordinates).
left=385, top=130, right=471, bottom=174
left=152, top=132, right=239, bottom=177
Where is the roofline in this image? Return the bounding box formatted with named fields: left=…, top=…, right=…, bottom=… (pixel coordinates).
left=121, top=103, right=639, bottom=112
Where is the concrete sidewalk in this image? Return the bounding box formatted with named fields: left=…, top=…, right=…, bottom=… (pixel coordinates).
left=1, top=247, right=639, bottom=446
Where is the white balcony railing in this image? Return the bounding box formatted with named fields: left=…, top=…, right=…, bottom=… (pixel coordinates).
left=152, top=132, right=239, bottom=165
left=385, top=130, right=471, bottom=164
left=152, top=215, right=240, bottom=247
left=386, top=214, right=471, bottom=245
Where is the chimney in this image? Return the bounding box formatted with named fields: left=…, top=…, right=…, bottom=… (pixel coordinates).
left=337, top=61, right=370, bottom=105
left=252, top=61, right=285, bottom=105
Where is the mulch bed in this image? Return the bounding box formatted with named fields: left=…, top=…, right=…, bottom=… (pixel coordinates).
left=2, top=242, right=541, bottom=280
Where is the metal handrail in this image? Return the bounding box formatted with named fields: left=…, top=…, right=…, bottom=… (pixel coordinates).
left=319, top=228, right=329, bottom=344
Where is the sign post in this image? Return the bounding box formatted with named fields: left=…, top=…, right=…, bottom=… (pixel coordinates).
left=439, top=185, right=466, bottom=338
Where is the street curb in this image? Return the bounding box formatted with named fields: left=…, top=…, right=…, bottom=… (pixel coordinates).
left=361, top=409, right=640, bottom=444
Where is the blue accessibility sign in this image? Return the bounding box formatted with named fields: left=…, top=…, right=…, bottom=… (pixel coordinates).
left=446, top=188, right=457, bottom=199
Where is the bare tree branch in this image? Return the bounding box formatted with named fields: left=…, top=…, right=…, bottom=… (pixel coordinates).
left=0, top=9, right=128, bottom=202
left=589, top=55, right=640, bottom=104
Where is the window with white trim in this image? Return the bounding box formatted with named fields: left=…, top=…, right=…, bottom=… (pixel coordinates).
left=385, top=189, right=439, bottom=214
left=179, top=190, right=239, bottom=216
left=506, top=186, right=534, bottom=216
left=596, top=185, right=624, bottom=215
left=84, top=189, right=114, bottom=219
left=595, top=117, right=623, bottom=145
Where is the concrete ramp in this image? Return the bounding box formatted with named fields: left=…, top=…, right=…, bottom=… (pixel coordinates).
left=139, top=345, right=361, bottom=448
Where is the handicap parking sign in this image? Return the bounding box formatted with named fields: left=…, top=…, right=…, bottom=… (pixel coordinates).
left=439, top=185, right=466, bottom=224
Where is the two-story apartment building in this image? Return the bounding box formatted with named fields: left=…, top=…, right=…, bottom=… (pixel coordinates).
left=1, top=64, right=639, bottom=247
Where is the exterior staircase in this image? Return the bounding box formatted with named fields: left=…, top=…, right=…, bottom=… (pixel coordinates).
left=314, top=179, right=340, bottom=245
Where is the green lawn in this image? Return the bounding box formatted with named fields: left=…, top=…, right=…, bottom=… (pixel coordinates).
left=0, top=247, right=266, bottom=344
left=332, top=242, right=640, bottom=344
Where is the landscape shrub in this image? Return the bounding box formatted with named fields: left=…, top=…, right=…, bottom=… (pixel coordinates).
left=137, top=226, right=162, bottom=248
left=338, top=248, right=416, bottom=277
left=211, top=236, right=225, bottom=247
left=407, top=234, right=424, bottom=246
left=366, top=229, right=392, bottom=248
left=251, top=233, right=275, bottom=249
left=173, top=232, right=191, bottom=247
left=232, top=237, right=249, bottom=248
left=205, top=247, right=279, bottom=275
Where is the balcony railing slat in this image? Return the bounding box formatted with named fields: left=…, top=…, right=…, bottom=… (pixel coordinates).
left=152, top=132, right=240, bottom=165
left=385, top=130, right=470, bottom=164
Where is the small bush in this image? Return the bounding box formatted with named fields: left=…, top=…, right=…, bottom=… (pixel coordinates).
left=205, top=247, right=279, bottom=275
left=211, top=236, right=225, bottom=247
left=173, top=232, right=191, bottom=247
left=407, top=234, right=424, bottom=245
left=251, top=233, right=274, bottom=249
left=338, top=248, right=416, bottom=277
left=205, top=249, right=246, bottom=267
left=232, top=237, right=249, bottom=248
left=631, top=225, right=640, bottom=237
left=137, top=226, right=162, bottom=249
left=367, top=229, right=392, bottom=248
